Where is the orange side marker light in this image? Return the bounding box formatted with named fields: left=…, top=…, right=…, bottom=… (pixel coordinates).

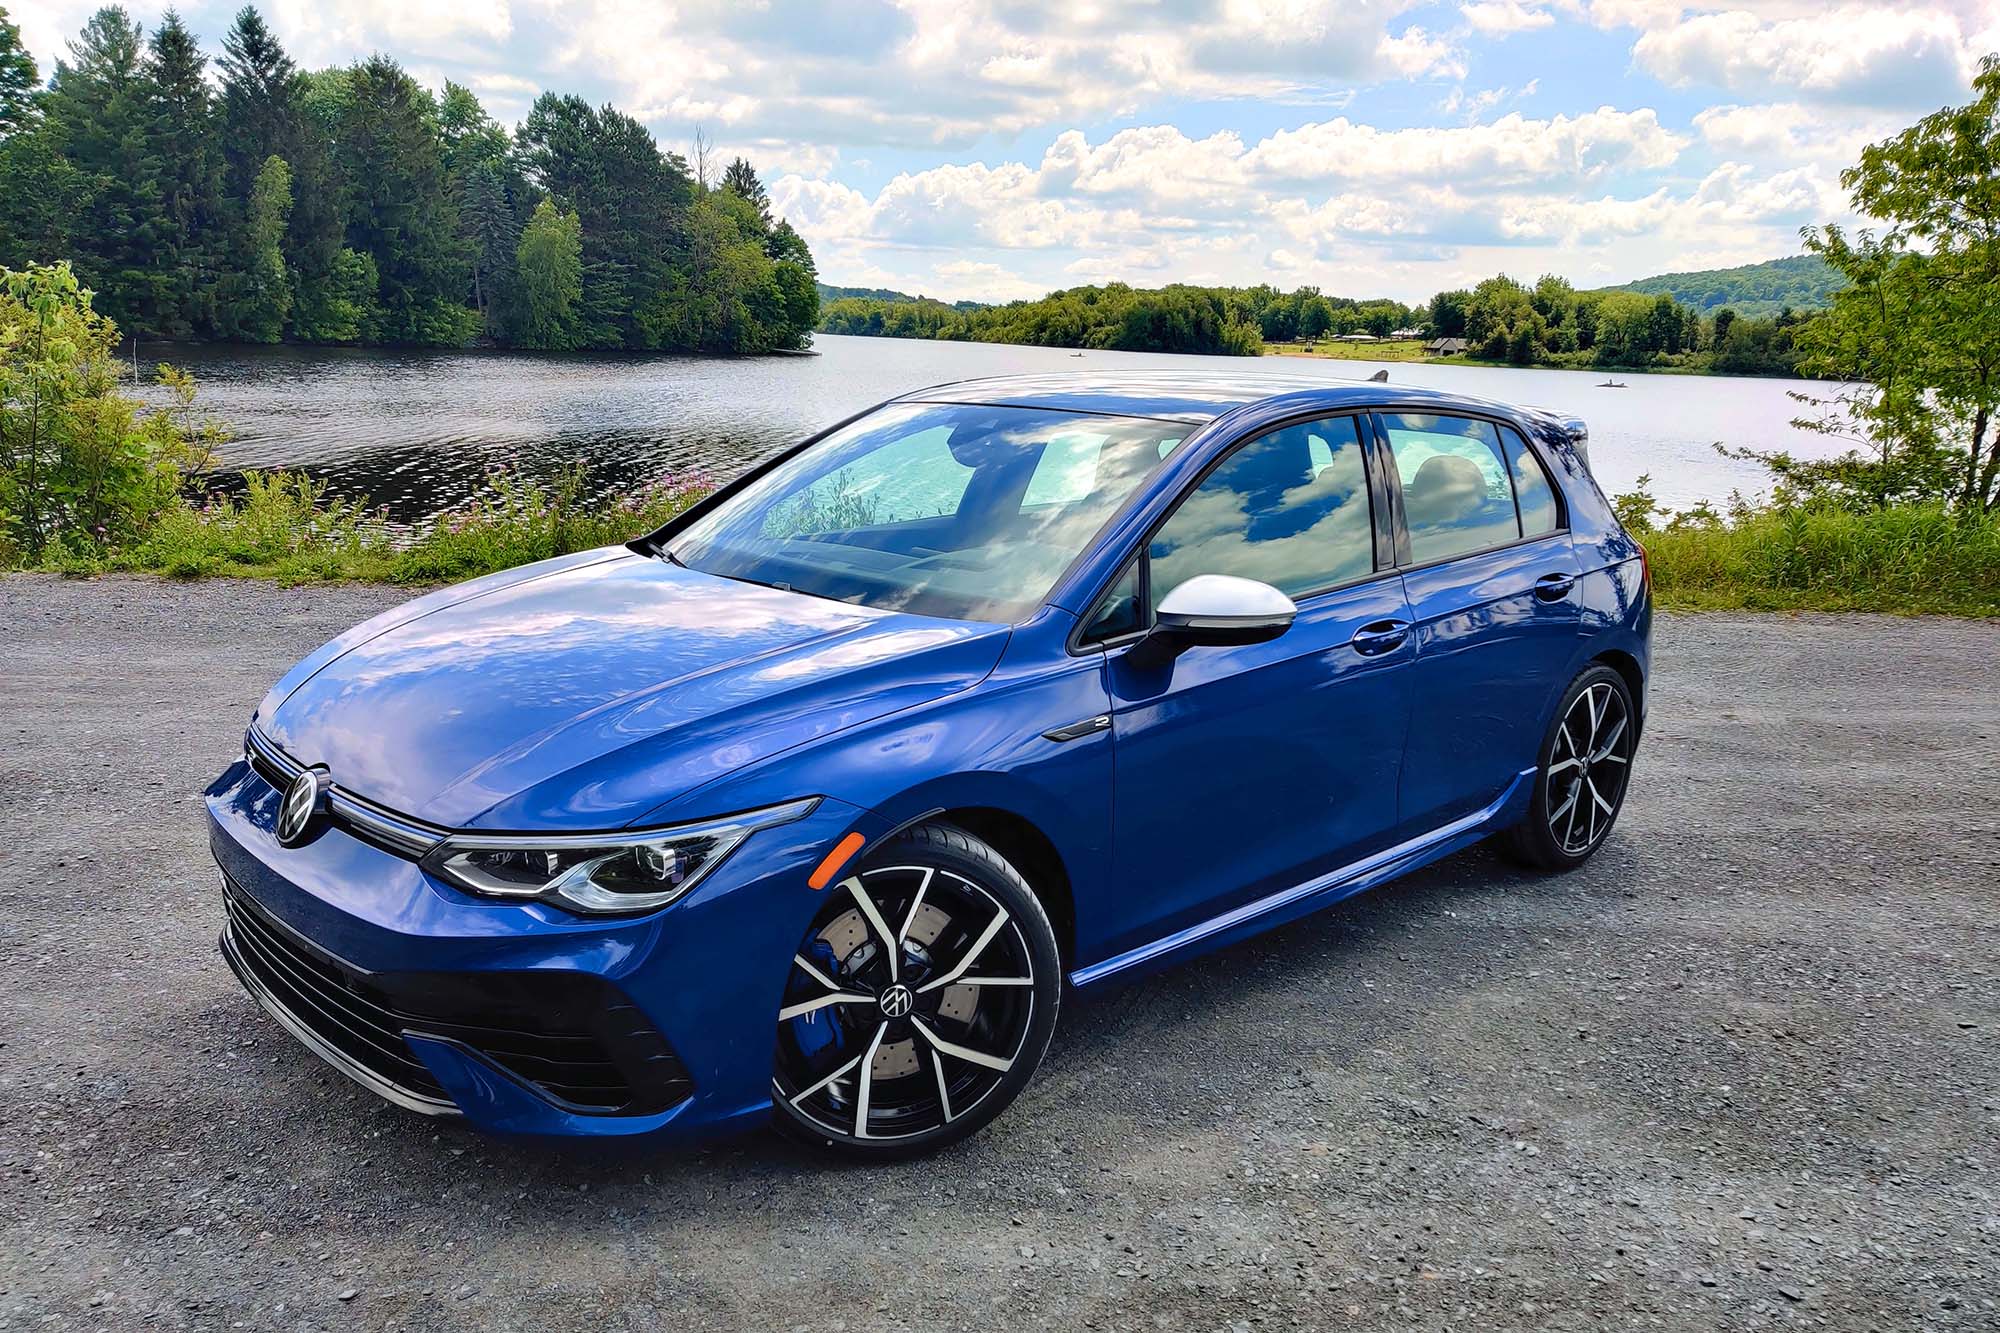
left=808, top=832, right=866, bottom=890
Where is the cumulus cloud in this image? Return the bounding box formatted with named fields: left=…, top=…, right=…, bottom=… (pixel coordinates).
left=1460, top=2, right=1557, bottom=37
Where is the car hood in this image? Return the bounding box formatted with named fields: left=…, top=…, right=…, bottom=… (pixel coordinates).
left=258, top=549, right=1009, bottom=829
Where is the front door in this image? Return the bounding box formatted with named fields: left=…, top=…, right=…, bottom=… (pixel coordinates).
left=1094, top=414, right=1415, bottom=957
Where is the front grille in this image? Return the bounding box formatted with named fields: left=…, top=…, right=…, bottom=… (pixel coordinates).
left=220, top=879, right=692, bottom=1115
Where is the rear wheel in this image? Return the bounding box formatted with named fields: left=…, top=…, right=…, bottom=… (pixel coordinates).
left=1505, top=664, right=1637, bottom=871
left=770, top=822, right=1060, bottom=1157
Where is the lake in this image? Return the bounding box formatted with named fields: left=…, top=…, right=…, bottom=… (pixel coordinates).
left=150, top=334, right=1845, bottom=520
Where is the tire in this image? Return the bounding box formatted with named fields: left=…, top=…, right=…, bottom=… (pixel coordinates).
left=1504, top=663, right=1638, bottom=871
left=770, top=821, right=1061, bottom=1158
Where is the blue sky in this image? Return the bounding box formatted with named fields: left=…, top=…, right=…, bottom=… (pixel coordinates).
left=20, top=1, right=1997, bottom=302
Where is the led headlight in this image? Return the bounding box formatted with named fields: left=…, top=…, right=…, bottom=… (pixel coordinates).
left=421, top=798, right=819, bottom=915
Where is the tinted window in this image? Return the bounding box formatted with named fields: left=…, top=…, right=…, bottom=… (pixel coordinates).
left=1148, top=416, right=1374, bottom=609
left=671, top=403, right=1183, bottom=622
left=1500, top=425, right=1560, bottom=536
left=1382, top=413, right=1520, bottom=563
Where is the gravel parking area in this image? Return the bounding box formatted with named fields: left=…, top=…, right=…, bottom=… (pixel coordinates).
left=1, top=573, right=1995, bottom=1331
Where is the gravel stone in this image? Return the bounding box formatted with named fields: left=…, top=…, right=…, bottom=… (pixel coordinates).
left=1, top=574, right=1995, bottom=1330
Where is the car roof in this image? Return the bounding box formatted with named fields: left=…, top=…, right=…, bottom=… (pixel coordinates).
left=891, top=370, right=1541, bottom=426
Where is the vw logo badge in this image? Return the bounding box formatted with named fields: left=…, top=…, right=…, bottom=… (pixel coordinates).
left=276, top=768, right=329, bottom=847
left=878, top=984, right=915, bottom=1019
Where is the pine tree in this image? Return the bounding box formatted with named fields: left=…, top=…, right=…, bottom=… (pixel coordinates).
left=143, top=10, right=225, bottom=335
left=0, top=4, right=38, bottom=140
left=721, top=156, right=771, bottom=228
left=43, top=7, right=163, bottom=334
left=461, top=161, right=520, bottom=332
left=217, top=7, right=341, bottom=337
left=331, top=56, right=472, bottom=344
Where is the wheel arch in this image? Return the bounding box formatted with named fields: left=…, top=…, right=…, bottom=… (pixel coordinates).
left=1591, top=647, right=1646, bottom=728
left=921, top=806, right=1077, bottom=971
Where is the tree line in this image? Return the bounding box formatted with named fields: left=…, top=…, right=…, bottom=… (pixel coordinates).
left=1425, top=275, right=1811, bottom=376
left=0, top=5, right=819, bottom=353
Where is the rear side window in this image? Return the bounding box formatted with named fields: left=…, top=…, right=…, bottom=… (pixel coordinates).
left=1148, top=415, right=1375, bottom=607
left=1381, top=413, right=1521, bottom=563
left=1500, top=425, right=1561, bottom=536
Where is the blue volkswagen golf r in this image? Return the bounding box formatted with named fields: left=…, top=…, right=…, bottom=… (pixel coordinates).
left=207, top=372, right=1649, bottom=1157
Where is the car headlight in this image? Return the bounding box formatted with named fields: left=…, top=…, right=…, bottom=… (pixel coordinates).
left=420, top=798, right=819, bottom=915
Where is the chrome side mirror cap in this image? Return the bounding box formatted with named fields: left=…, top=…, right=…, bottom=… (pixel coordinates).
left=1127, top=575, right=1297, bottom=669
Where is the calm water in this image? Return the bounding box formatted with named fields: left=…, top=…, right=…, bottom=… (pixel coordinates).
left=147, top=335, right=1843, bottom=520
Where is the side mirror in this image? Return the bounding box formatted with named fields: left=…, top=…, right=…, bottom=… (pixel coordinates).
left=1126, top=574, right=1297, bottom=670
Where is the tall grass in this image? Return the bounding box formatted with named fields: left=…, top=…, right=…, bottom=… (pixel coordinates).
left=1642, top=503, right=2000, bottom=617
left=48, top=464, right=713, bottom=585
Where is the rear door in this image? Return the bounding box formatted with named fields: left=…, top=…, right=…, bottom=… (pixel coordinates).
left=1375, top=411, right=1583, bottom=834
left=1087, top=413, right=1416, bottom=958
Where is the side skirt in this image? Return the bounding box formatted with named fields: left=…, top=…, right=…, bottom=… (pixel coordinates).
left=1068, top=767, right=1536, bottom=989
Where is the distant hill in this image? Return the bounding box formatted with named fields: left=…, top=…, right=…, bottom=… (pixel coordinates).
left=817, top=283, right=987, bottom=311
left=1598, top=255, right=1843, bottom=320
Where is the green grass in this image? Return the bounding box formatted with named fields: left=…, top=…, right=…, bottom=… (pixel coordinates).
left=1641, top=503, right=2000, bottom=618
left=34, top=466, right=713, bottom=586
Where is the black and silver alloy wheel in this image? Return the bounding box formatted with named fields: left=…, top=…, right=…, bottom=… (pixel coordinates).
left=771, top=823, right=1060, bottom=1155
left=1507, top=663, right=1637, bottom=870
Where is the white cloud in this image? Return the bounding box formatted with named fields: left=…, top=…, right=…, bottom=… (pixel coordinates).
left=1244, top=108, right=1685, bottom=187
left=1605, top=3, right=1987, bottom=106
left=1460, top=2, right=1557, bottom=37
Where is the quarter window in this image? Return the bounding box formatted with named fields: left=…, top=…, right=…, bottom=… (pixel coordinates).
left=1148, top=416, right=1375, bottom=609
left=1500, top=425, right=1561, bottom=536
left=1382, top=413, right=1521, bottom=563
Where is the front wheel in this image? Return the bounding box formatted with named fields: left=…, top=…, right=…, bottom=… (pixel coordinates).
left=770, top=822, right=1060, bottom=1157
left=1505, top=663, right=1637, bottom=871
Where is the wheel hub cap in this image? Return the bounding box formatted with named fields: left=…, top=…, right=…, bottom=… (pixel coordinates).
left=877, top=983, right=915, bottom=1019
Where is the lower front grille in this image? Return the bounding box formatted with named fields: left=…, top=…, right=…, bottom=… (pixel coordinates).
left=220, top=878, right=692, bottom=1116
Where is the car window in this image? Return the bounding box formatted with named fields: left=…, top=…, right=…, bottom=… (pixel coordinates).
left=1500, top=425, right=1561, bottom=536
left=762, top=425, right=971, bottom=538
left=1147, top=416, right=1375, bottom=609
left=673, top=402, right=1183, bottom=623
left=1382, top=413, right=1521, bottom=563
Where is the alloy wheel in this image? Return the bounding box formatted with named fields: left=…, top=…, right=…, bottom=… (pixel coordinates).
left=1545, top=679, right=1633, bottom=855
left=773, top=864, right=1039, bottom=1142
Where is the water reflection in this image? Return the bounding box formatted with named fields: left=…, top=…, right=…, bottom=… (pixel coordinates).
left=140, top=335, right=1849, bottom=521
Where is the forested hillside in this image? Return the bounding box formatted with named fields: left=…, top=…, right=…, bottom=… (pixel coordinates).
left=1598, top=255, right=1842, bottom=319
left=0, top=4, right=818, bottom=352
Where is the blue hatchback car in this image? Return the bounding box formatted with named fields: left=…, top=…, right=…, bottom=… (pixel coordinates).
left=207, top=372, right=1649, bottom=1156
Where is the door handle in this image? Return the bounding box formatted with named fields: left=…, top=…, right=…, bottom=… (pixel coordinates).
left=1350, top=619, right=1410, bottom=656
left=1533, top=572, right=1578, bottom=601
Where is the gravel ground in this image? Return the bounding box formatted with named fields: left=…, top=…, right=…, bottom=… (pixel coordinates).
left=1, top=573, right=1995, bottom=1332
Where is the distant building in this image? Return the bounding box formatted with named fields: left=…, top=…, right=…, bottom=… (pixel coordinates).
left=1335, top=332, right=1380, bottom=343
left=1389, top=327, right=1422, bottom=340
left=1425, top=337, right=1469, bottom=355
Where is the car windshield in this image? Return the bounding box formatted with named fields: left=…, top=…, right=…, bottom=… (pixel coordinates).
left=667, top=402, right=1185, bottom=622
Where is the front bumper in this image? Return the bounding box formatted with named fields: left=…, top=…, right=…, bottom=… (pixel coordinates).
left=206, top=759, right=878, bottom=1141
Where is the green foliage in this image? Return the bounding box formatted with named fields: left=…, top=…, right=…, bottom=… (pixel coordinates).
left=8, top=7, right=816, bottom=356
left=512, top=197, right=583, bottom=350
left=0, top=3, right=37, bottom=139
left=1601, top=255, right=1843, bottom=320
left=0, top=261, right=223, bottom=560
left=821, top=282, right=1267, bottom=356
left=1787, top=59, right=2000, bottom=514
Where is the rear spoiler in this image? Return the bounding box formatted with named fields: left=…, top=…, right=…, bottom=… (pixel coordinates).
left=1525, top=407, right=1591, bottom=472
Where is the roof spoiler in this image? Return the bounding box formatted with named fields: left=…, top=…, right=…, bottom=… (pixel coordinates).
left=1525, top=406, right=1591, bottom=472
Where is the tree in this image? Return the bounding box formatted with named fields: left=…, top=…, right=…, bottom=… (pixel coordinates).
left=1428, top=288, right=1470, bottom=337
left=721, top=156, right=771, bottom=227
left=230, top=154, right=291, bottom=341
left=1790, top=57, right=2000, bottom=511
left=0, top=4, right=37, bottom=140
left=512, top=198, right=582, bottom=350
left=142, top=10, right=225, bottom=336
left=331, top=56, right=472, bottom=345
